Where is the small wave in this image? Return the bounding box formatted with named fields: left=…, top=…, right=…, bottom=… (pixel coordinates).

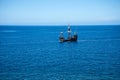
left=2, top=37, right=20, bottom=38
left=1, top=30, right=17, bottom=33
left=78, top=39, right=120, bottom=42
left=0, top=41, right=58, bottom=45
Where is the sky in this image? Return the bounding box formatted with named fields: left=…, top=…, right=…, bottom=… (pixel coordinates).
left=0, top=0, right=120, bottom=25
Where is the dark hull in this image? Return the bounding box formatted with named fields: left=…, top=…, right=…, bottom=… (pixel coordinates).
left=59, top=37, right=77, bottom=42
left=63, top=39, right=77, bottom=42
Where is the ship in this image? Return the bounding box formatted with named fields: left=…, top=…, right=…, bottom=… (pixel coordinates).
left=59, top=25, right=78, bottom=42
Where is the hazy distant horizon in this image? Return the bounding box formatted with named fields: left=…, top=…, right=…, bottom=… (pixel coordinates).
left=0, top=24, right=120, bottom=26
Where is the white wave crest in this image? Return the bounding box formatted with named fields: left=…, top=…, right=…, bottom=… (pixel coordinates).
left=1, top=30, right=17, bottom=33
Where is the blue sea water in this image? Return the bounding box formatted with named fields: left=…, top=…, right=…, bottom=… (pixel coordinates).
left=0, top=25, right=120, bottom=80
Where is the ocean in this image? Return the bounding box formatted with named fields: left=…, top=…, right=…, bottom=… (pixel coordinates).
left=0, top=25, right=120, bottom=80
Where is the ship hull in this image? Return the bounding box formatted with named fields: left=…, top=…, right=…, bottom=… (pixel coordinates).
left=59, top=37, right=77, bottom=42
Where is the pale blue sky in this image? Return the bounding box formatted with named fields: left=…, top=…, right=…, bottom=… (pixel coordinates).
left=0, top=0, right=120, bottom=25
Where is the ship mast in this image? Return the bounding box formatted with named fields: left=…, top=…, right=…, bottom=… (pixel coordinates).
left=68, top=24, right=71, bottom=39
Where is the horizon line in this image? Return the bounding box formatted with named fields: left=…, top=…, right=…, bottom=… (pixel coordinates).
left=0, top=24, right=120, bottom=26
